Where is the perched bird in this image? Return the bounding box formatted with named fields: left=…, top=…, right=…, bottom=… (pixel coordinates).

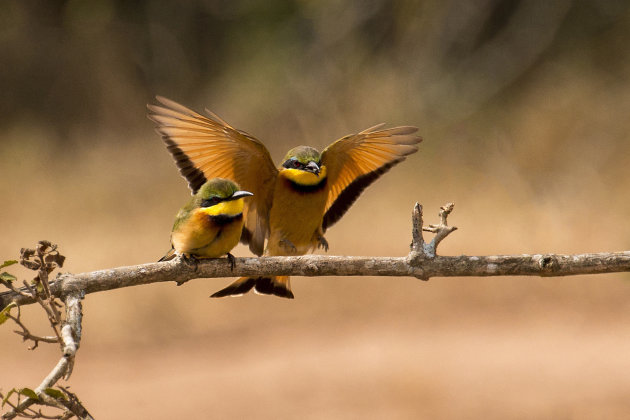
left=159, top=178, right=253, bottom=266
left=148, top=97, right=421, bottom=298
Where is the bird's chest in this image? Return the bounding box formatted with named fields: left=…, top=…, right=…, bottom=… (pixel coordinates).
left=268, top=176, right=328, bottom=249
left=173, top=212, right=216, bottom=247
left=172, top=211, right=242, bottom=257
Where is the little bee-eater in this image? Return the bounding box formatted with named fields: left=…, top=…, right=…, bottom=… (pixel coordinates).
left=149, top=97, right=421, bottom=298
left=160, top=178, right=253, bottom=265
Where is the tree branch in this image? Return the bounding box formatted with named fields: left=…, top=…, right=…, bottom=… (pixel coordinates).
left=1, top=203, right=630, bottom=310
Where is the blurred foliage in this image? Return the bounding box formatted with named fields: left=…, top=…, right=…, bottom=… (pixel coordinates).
left=1, top=0, right=629, bottom=143
left=0, top=261, right=18, bottom=293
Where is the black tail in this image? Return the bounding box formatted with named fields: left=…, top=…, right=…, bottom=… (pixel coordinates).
left=210, top=276, right=294, bottom=299
left=254, top=276, right=294, bottom=299
left=210, top=277, right=257, bottom=298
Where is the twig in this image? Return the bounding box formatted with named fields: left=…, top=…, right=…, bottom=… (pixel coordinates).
left=19, top=280, right=64, bottom=352
left=421, top=202, right=457, bottom=257
left=407, top=202, right=457, bottom=278
left=55, top=387, right=91, bottom=419
left=6, top=304, right=59, bottom=350
left=410, top=202, right=425, bottom=255
left=60, top=293, right=82, bottom=380
left=2, top=293, right=90, bottom=420
left=0, top=279, right=32, bottom=299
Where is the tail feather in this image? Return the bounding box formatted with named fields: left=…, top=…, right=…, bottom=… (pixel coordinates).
left=255, top=276, right=294, bottom=299
left=210, top=277, right=257, bottom=298
left=158, top=248, right=176, bottom=262
left=211, top=276, right=294, bottom=299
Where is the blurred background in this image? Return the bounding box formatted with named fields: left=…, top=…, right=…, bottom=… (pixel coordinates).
left=2, top=0, right=630, bottom=418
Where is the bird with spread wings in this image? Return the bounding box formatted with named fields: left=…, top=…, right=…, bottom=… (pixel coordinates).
left=148, top=96, right=421, bottom=298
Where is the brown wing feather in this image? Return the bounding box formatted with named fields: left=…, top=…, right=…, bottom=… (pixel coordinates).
left=147, top=96, right=277, bottom=255
left=320, top=125, right=422, bottom=231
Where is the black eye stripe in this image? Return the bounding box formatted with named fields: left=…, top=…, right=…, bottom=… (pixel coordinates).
left=283, top=159, right=301, bottom=169
left=282, top=159, right=321, bottom=169
left=201, top=196, right=222, bottom=207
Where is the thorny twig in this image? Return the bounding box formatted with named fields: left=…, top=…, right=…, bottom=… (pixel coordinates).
left=2, top=242, right=91, bottom=420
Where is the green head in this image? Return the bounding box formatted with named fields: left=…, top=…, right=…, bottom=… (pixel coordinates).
left=282, top=146, right=322, bottom=175
left=195, top=178, right=253, bottom=208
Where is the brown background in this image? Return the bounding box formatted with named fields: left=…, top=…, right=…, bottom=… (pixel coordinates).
left=2, top=1, right=630, bottom=418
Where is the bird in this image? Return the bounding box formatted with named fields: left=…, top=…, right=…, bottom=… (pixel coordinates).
left=148, top=96, right=421, bottom=298
left=159, top=178, right=253, bottom=267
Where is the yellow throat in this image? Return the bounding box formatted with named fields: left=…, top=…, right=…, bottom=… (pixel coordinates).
left=199, top=198, right=245, bottom=217
left=281, top=165, right=327, bottom=185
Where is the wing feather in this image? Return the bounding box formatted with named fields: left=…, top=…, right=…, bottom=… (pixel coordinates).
left=320, top=125, right=421, bottom=231
left=148, top=96, right=277, bottom=255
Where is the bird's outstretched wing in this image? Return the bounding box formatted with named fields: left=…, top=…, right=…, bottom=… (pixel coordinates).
left=320, top=124, right=421, bottom=231
left=148, top=96, right=277, bottom=255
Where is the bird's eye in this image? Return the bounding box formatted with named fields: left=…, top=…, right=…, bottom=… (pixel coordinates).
left=293, top=160, right=301, bottom=168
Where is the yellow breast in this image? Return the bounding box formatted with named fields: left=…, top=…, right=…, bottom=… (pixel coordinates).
left=267, top=169, right=329, bottom=256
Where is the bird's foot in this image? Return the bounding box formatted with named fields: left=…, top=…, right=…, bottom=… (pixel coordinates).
left=317, top=235, right=329, bottom=252
left=279, top=239, right=297, bottom=253
left=226, top=252, right=236, bottom=271
left=180, top=253, right=199, bottom=271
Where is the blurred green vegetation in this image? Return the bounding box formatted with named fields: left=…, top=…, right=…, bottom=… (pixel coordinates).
left=2, top=0, right=629, bottom=143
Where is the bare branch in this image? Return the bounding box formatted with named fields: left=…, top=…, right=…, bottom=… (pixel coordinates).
left=1, top=203, right=630, bottom=311
left=7, top=305, right=59, bottom=349
left=410, top=202, right=425, bottom=255
left=60, top=294, right=83, bottom=380
left=0, top=279, right=32, bottom=299
left=2, top=294, right=89, bottom=420
left=3, top=251, right=630, bottom=309
left=422, top=202, right=457, bottom=256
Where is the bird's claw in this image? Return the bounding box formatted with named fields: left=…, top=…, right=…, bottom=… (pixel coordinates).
left=279, top=239, right=297, bottom=253
left=226, top=252, right=236, bottom=271
left=181, top=253, right=199, bottom=271
left=317, top=236, right=329, bottom=252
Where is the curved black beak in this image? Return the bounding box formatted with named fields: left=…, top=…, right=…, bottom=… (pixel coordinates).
left=305, top=161, right=321, bottom=176
left=229, top=190, right=254, bottom=200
